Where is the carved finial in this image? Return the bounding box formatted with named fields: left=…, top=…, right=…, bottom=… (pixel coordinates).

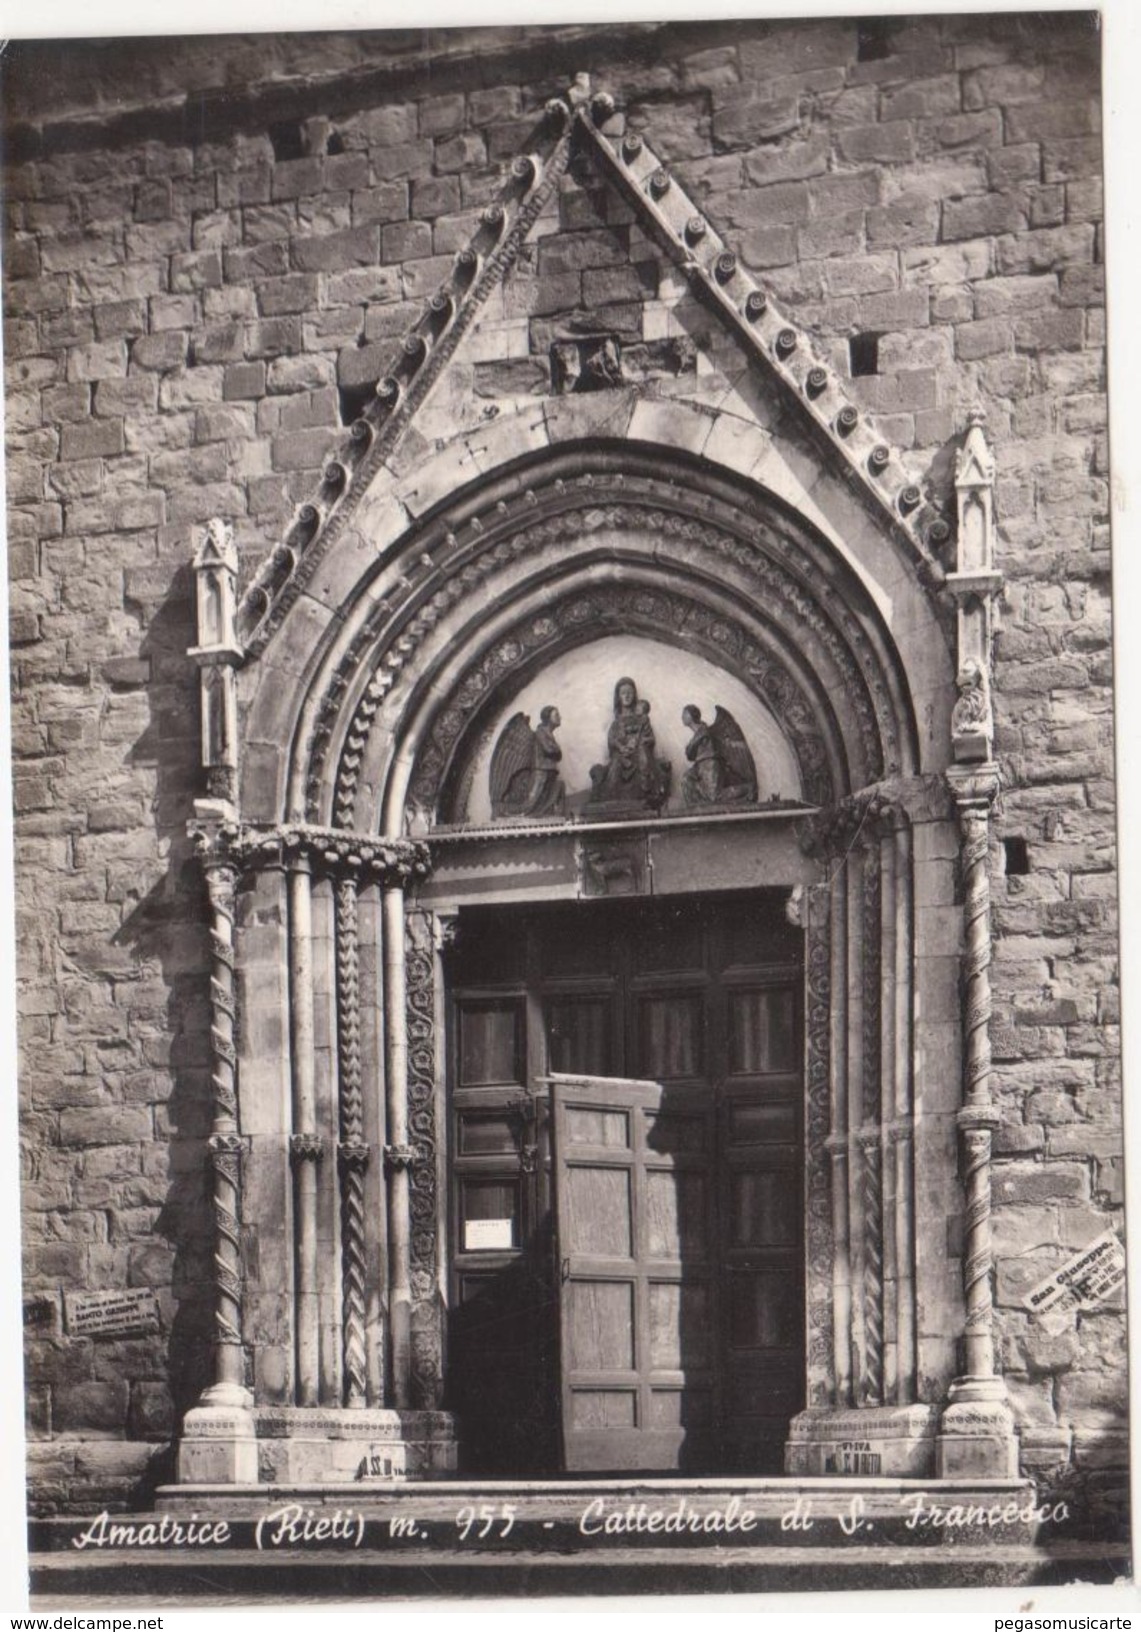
left=567, top=71, right=592, bottom=108
left=191, top=519, right=239, bottom=654
left=956, top=406, right=996, bottom=490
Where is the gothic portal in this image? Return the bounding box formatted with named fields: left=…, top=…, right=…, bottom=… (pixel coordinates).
left=176, top=84, right=1017, bottom=1490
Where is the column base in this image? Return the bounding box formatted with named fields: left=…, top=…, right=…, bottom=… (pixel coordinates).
left=785, top=1404, right=940, bottom=1477
left=176, top=1406, right=457, bottom=1486
left=936, top=1376, right=1020, bottom=1479
left=178, top=1386, right=258, bottom=1485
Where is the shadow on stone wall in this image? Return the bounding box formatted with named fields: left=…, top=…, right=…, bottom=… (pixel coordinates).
left=113, top=563, right=217, bottom=1505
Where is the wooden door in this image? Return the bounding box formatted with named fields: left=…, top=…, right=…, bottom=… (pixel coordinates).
left=551, top=1074, right=718, bottom=1472
left=445, top=891, right=803, bottom=1476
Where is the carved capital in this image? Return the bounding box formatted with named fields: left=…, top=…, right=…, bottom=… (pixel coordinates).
left=289, top=1133, right=325, bottom=1164
left=383, top=1143, right=419, bottom=1173
left=338, top=1140, right=371, bottom=1172
left=188, top=819, right=432, bottom=885
left=209, top=1132, right=244, bottom=1159
left=946, top=762, right=1001, bottom=815
left=957, top=1104, right=1002, bottom=1135
left=799, top=787, right=905, bottom=859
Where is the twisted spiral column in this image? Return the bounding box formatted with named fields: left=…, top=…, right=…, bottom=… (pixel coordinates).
left=335, top=876, right=369, bottom=1408
left=288, top=856, right=321, bottom=1406
left=203, top=859, right=249, bottom=1399
left=937, top=764, right=1016, bottom=1478
left=860, top=845, right=884, bottom=1404
left=955, top=791, right=1002, bottom=1380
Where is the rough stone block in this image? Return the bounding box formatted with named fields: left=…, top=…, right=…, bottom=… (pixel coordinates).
left=538, top=228, right=629, bottom=276
left=708, top=89, right=799, bottom=151
left=52, top=1380, right=130, bottom=1433
left=255, top=272, right=319, bottom=316
left=271, top=156, right=323, bottom=201
left=1006, top=100, right=1101, bottom=145
left=380, top=219, right=432, bottom=263
left=370, top=141, right=433, bottom=183
left=1013, top=308, right=1085, bottom=353
left=943, top=192, right=1030, bottom=242
left=271, top=427, right=337, bottom=471
left=996, top=223, right=1095, bottom=275
left=60, top=417, right=125, bottom=460
left=955, top=317, right=1013, bottom=361
left=221, top=359, right=265, bottom=400
left=247, top=317, right=303, bottom=358
left=935, top=109, right=1004, bottom=150
left=292, top=224, right=379, bottom=272
left=866, top=196, right=940, bottom=248
left=171, top=250, right=222, bottom=291
left=434, top=132, right=487, bottom=175
left=881, top=74, right=962, bottom=121
left=131, top=331, right=189, bottom=372
left=836, top=120, right=916, bottom=165
left=350, top=182, right=410, bottom=229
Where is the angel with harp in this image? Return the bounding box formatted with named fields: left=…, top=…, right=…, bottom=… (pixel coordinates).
left=681, top=703, right=758, bottom=807
left=489, top=706, right=566, bottom=819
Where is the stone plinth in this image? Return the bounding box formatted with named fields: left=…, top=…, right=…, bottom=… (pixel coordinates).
left=785, top=1405, right=940, bottom=1478
left=936, top=1379, right=1020, bottom=1480
left=177, top=1387, right=259, bottom=1485
left=177, top=1407, right=457, bottom=1487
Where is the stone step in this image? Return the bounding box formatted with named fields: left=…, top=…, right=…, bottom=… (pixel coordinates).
left=29, top=1476, right=1129, bottom=1600
left=29, top=1539, right=1130, bottom=1605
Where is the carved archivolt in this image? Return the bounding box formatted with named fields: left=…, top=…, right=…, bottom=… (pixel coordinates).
left=300, top=468, right=921, bottom=831
left=410, top=583, right=834, bottom=818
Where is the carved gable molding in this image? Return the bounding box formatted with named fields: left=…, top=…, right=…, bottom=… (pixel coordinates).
left=220, top=72, right=961, bottom=684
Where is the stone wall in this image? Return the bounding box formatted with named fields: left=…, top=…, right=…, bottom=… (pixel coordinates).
left=4, top=13, right=1119, bottom=1516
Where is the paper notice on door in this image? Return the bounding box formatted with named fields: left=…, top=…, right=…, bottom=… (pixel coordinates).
left=465, top=1218, right=514, bottom=1251
left=1023, top=1230, right=1126, bottom=1334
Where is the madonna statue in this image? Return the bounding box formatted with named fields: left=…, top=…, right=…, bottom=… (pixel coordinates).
left=588, top=677, right=671, bottom=811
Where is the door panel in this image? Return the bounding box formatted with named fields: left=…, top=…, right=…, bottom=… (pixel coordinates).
left=447, top=891, right=803, bottom=1476
left=553, top=1076, right=719, bottom=1472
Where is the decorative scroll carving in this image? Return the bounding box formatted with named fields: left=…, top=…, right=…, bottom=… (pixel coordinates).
left=489, top=708, right=566, bottom=818
left=681, top=703, right=757, bottom=807
left=860, top=845, right=884, bottom=1406
left=405, top=910, right=443, bottom=1409
left=804, top=885, right=834, bottom=1407
left=335, top=876, right=369, bottom=1408
left=200, top=858, right=247, bottom=1392
left=319, top=476, right=907, bottom=828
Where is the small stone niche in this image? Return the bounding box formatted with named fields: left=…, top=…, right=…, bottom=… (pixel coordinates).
left=550, top=334, right=625, bottom=393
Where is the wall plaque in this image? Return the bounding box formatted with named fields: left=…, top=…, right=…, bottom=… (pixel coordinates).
left=1024, top=1231, right=1126, bottom=1334
left=464, top=1219, right=514, bottom=1251
left=64, top=1288, right=161, bottom=1339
